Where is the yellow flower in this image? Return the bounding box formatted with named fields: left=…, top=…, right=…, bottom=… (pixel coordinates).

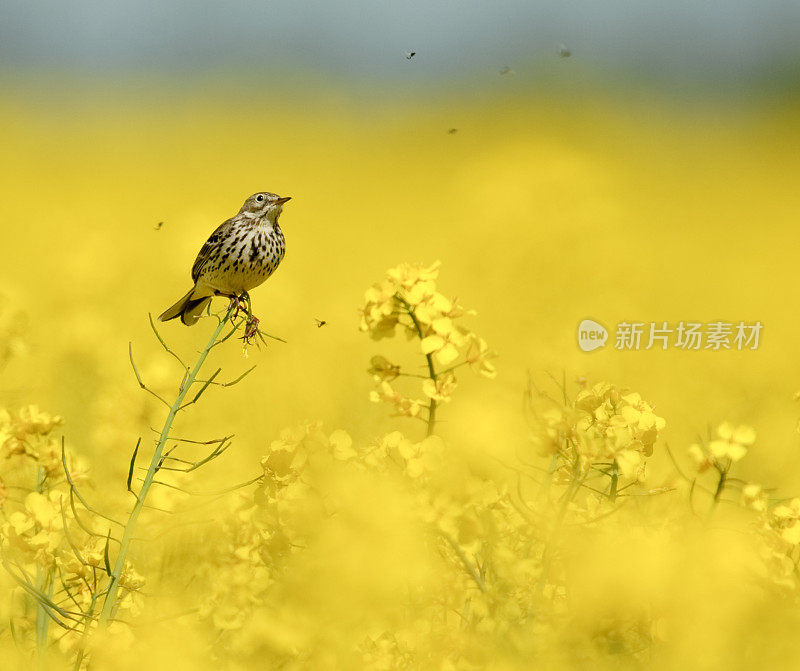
left=119, top=563, right=146, bottom=591
left=465, top=335, right=496, bottom=379
left=359, top=280, right=400, bottom=339
left=370, top=381, right=425, bottom=418
left=385, top=260, right=441, bottom=290
left=17, top=405, right=63, bottom=435
left=687, top=444, right=713, bottom=473
left=261, top=426, right=313, bottom=482
left=411, top=290, right=448, bottom=318
left=421, top=373, right=457, bottom=403
left=742, top=483, right=768, bottom=512
left=709, top=422, right=754, bottom=462
left=614, top=448, right=644, bottom=480
left=25, top=491, right=60, bottom=528
left=403, top=280, right=438, bottom=307
left=771, top=498, right=800, bottom=545
left=329, top=430, right=356, bottom=460
left=420, top=318, right=465, bottom=365
left=397, top=435, right=444, bottom=478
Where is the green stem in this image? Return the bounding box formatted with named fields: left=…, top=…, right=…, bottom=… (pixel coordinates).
left=98, top=307, right=234, bottom=626
left=608, top=460, right=619, bottom=502
left=712, top=466, right=728, bottom=506
left=397, top=296, right=437, bottom=436
left=72, top=595, right=97, bottom=671
left=537, top=470, right=583, bottom=595
left=34, top=466, right=51, bottom=661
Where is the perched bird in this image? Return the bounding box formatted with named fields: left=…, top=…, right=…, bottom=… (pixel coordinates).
left=159, top=192, right=290, bottom=326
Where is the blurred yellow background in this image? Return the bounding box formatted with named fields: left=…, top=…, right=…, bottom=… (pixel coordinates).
left=2, top=92, right=799, bottom=479
left=2, top=83, right=800, bottom=669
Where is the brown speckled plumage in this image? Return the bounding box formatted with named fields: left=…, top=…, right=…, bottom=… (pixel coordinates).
left=159, top=192, right=289, bottom=325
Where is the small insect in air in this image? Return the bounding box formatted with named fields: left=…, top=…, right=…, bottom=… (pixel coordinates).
left=499, top=66, right=513, bottom=75
left=154, top=221, right=164, bottom=231
left=447, top=128, right=458, bottom=135
left=405, top=51, right=416, bottom=60
left=314, top=318, right=327, bottom=328
left=557, top=43, right=571, bottom=58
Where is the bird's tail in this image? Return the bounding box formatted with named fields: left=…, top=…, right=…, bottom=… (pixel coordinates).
left=158, top=288, right=213, bottom=326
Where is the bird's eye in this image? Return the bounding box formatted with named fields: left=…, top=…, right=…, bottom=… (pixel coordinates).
left=256, top=195, right=264, bottom=202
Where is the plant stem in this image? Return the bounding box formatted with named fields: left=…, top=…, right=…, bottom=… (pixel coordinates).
left=712, top=466, right=728, bottom=506
left=98, top=307, right=234, bottom=626
left=396, top=296, right=437, bottom=436
left=608, top=460, right=619, bottom=502
left=537, top=470, right=583, bottom=596
left=34, top=466, right=51, bottom=662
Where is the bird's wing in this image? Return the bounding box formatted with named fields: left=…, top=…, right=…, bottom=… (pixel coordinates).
left=191, top=218, right=234, bottom=283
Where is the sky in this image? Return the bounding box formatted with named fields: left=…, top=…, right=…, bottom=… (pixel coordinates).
left=1, top=0, right=798, bottom=93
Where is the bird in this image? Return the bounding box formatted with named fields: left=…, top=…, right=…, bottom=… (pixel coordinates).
left=159, top=192, right=290, bottom=326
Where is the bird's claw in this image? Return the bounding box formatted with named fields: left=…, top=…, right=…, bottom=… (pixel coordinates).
left=228, top=294, right=249, bottom=321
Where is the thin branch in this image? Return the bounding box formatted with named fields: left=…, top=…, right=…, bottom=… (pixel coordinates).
left=98, top=304, right=236, bottom=627
left=146, top=473, right=263, bottom=497
left=147, top=430, right=233, bottom=446
left=441, top=531, right=486, bottom=593
left=196, top=364, right=257, bottom=388
left=59, top=500, right=89, bottom=567
left=128, top=343, right=171, bottom=408
left=62, top=442, right=123, bottom=527
left=179, top=367, right=222, bottom=410
left=148, top=313, right=188, bottom=370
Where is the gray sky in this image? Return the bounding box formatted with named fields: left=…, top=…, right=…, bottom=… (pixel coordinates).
left=1, top=1, right=798, bottom=91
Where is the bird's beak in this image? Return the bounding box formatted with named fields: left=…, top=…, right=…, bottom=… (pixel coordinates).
left=275, top=196, right=291, bottom=205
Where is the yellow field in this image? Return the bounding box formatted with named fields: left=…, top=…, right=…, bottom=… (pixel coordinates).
left=1, top=89, right=800, bottom=669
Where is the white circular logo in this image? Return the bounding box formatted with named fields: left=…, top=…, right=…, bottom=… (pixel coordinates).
left=577, top=319, right=608, bottom=352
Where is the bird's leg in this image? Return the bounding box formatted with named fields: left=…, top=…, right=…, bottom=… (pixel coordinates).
left=241, top=292, right=252, bottom=321
left=228, top=294, right=249, bottom=322
left=236, top=292, right=262, bottom=345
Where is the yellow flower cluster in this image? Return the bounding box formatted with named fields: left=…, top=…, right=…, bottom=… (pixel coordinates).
left=202, top=422, right=556, bottom=668
left=743, top=494, right=800, bottom=592
left=360, top=262, right=495, bottom=421
left=688, top=422, right=755, bottom=472
left=681, top=424, right=800, bottom=594
left=531, top=382, right=666, bottom=482
left=201, top=422, right=354, bottom=637
left=0, top=406, right=144, bottom=660
left=0, top=405, right=65, bottom=477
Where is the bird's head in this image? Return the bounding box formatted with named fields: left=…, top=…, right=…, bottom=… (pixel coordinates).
left=239, top=192, right=291, bottom=223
